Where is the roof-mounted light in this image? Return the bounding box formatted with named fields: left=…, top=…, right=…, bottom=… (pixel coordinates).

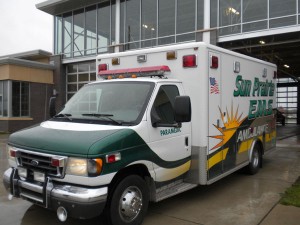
left=183, top=55, right=197, bottom=68
left=98, top=65, right=171, bottom=79
left=98, top=63, right=108, bottom=73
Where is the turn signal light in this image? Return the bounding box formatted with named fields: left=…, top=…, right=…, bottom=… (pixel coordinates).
left=106, top=153, right=121, bottom=163
left=10, top=149, right=17, bottom=158
left=51, top=157, right=65, bottom=167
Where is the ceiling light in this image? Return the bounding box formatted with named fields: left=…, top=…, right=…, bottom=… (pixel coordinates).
left=259, top=40, right=265, bottom=45
left=284, top=64, right=290, bottom=68
left=226, top=7, right=240, bottom=15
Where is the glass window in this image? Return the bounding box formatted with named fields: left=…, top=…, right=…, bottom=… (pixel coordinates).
left=210, top=0, right=218, bottom=28
left=197, top=0, right=204, bottom=30
left=158, top=0, right=175, bottom=45
left=98, top=1, right=111, bottom=53
left=67, top=75, right=77, bottom=83
left=276, top=82, right=298, bottom=124
left=242, top=0, right=268, bottom=32
left=141, top=0, right=157, bottom=48
left=177, top=0, right=196, bottom=42
left=243, top=0, right=267, bottom=22
left=73, top=9, right=85, bottom=57
left=61, top=82, right=155, bottom=125
left=55, top=16, right=63, bottom=54
left=152, top=85, right=179, bottom=124
left=78, top=63, right=89, bottom=72
left=63, top=13, right=72, bottom=58
left=219, top=0, right=241, bottom=35
left=12, top=82, right=30, bottom=117
left=0, top=81, right=8, bottom=117
left=86, top=6, right=97, bottom=55
left=66, top=62, right=97, bottom=100
left=219, top=0, right=241, bottom=26
left=269, top=0, right=296, bottom=18
left=120, top=0, right=126, bottom=44
left=125, top=0, right=141, bottom=50
left=90, top=62, right=96, bottom=73
left=243, top=21, right=268, bottom=32
left=269, top=16, right=297, bottom=28
left=67, top=64, right=77, bottom=73
left=111, top=0, right=116, bottom=45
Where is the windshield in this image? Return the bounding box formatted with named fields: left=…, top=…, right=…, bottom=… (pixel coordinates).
left=57, top=81, right=154, bottom=125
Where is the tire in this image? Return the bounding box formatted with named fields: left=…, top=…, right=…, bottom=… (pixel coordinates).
left=246, top=145, right=261, bottom=175
left=106, top=175, right=149, bottom=225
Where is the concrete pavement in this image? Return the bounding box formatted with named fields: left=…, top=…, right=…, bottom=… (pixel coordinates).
left=259, top=132, right=300, bottom=225
left=0, top=125, right=299, bottom=225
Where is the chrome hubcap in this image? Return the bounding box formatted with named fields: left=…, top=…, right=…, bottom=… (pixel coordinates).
left=252, top=150, right=259, bottom=168
left=119, top=186, right=143, bottom=222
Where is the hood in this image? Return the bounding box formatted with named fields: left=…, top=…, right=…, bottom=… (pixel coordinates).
left=8, top=121, right=122, bottom=157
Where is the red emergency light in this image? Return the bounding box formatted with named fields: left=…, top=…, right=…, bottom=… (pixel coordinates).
left=98, top=63, right=108, bottom=73
left=183, top=55, right=197, bottom=68
left=210, top=56, right=219, bottom=69
left=98, top=65, right=171, bottom=79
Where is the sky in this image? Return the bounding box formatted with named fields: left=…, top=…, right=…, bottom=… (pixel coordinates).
left=0, top=0, right=53, bottom=57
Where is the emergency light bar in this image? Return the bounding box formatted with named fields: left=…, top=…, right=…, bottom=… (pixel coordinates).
left=98, top=65, right=171, bottom=79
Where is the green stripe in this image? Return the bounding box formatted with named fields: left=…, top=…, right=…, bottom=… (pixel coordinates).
left=9, top=124, right=190, bottom=175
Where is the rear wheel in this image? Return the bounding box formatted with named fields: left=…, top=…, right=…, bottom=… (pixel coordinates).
left=106, top=175, right=149, bottom=225
left=246, top=144, right=261, bottom=175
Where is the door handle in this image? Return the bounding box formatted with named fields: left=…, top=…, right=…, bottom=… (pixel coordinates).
left=185, top=137, right=189, bottom=147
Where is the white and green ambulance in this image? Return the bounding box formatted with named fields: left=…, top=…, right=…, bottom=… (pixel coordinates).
left=3, top=42, right=277, bottom=225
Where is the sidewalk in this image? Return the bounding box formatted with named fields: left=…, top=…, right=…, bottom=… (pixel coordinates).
left=260, top=125, right=300, bottom=225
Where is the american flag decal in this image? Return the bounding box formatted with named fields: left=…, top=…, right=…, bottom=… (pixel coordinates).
left=210, top=77, right=220, bottom=94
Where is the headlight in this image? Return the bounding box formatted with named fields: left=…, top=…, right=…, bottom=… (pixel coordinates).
left=66, top=157, right=103, bottom=177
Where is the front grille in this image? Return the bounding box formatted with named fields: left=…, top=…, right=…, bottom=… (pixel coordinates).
left=16, top=150, right=66, bottom=178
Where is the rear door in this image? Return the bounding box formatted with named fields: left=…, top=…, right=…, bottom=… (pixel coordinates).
left=207, top=51, right=224, bottom=179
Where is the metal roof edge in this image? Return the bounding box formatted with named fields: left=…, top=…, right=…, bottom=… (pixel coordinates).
left=0, top=57, right=55, bottom=70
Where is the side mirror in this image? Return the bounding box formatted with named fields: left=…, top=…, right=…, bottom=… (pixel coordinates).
left=174, top=96, right=191, bottom=123
left=49, top=97, right=56, bottom=118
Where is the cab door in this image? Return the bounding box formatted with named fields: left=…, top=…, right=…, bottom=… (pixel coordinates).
left=147, top=83, right=191, bottom=183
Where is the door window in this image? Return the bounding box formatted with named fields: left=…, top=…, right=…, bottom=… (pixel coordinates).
left=152, top=85, right=179, bottom=124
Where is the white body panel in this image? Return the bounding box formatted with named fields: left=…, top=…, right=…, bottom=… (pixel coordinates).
left=96, top=42, right=277, bottom=183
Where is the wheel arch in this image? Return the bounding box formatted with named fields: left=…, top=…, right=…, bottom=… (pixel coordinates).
left=107, top=163, right=155, bottom=201
left=248, top=137, right=264, bottom=167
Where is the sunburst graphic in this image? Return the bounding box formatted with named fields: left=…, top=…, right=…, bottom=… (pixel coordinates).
left=210, top=104, right=246, bottom=150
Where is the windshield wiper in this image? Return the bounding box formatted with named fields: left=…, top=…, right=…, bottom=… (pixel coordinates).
left=53, top=113, right=72, bottom=121
left=81, top=113, right=122, bottom=125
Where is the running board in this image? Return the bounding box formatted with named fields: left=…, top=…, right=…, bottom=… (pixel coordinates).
left=155, top=180, right=197, bottom=202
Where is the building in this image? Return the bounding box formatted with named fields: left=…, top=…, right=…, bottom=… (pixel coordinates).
left=0, top=50, right=56, bottom=132
left=3, top=0, right=298, bottom=132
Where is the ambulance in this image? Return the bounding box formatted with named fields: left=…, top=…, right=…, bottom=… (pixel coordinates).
left=3, top=42, right=277, bottom=225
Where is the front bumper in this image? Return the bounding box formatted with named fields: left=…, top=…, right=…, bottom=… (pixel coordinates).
left=3, top=168, right=108, bottom=219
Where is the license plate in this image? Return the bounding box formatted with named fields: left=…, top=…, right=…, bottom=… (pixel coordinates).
left=33, top=171, right=45, bottom=182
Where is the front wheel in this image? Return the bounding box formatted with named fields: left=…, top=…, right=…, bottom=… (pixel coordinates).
left=246, top=144, right=261, bottom=175
left=106, top=175, right=149, bottom=225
